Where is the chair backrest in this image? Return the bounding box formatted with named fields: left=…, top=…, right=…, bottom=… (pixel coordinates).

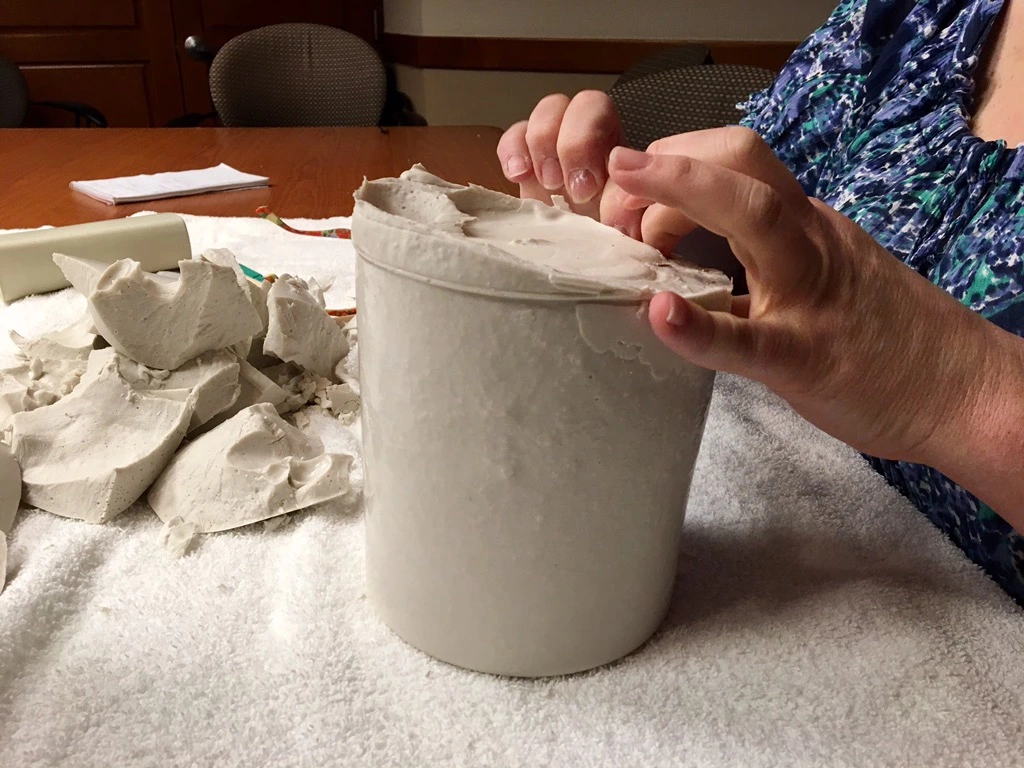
left=614, top=44, right=711, bottom=87
left=209, top=23, right=387, bottom=127
left=609, top=64, right=778, bottom=150
left=0, top=55, right=28, bottom=128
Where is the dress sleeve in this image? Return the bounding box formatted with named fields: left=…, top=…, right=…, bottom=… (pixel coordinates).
left=740, top=0, right=915, bottom=195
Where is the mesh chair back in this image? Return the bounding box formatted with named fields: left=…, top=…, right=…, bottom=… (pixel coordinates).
left=210, top=23, right=386, bottom=127
left=609, top=64, right=777, bottom=149
left=0, top=55, right=28, bottom=128
left=614, top=44, right=711, bottom=86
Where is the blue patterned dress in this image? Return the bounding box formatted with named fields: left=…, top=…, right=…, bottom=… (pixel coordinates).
left=739, top=0, right=1024, bottom=603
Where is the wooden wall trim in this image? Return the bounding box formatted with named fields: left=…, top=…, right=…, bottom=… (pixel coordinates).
left=381, top=33, right=797, bottom=74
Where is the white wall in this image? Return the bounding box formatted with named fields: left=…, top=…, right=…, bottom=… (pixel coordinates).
left=386, top=0, right=838, bottom=128
left=384, top=0, right=837, bottom=41
left=395, top=66, right=619, bottom=129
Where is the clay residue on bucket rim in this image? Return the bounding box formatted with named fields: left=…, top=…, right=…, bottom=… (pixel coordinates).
left=352, top=165, right=732, bottom=377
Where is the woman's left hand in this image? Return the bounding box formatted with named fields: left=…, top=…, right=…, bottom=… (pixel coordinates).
left=604, top=128, right=1024, bottom=519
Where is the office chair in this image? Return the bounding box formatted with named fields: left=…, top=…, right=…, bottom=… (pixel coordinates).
left=176, top=23, right=389, bottom=128
left=613, top=44, right=712, bottom=85
left=0, top=54, right=107, bottom=128
left=609, top=64, right=777, bottom=150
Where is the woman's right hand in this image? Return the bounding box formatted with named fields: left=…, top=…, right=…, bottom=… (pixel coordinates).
left=496, top=90, right=629, bottom=223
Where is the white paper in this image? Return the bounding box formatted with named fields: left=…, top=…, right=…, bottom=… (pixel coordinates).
left=69, top=164, right=269, bottom=206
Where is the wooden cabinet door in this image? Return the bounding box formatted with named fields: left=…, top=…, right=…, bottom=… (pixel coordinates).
left=0, top=0, right=184, bottom=127
left=171, top=0, right=382, bottom=117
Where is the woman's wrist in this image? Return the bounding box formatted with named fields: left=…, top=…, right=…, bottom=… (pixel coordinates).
left=919, top=317, right=1024, bottom=525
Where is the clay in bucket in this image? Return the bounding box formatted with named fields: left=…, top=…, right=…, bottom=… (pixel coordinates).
left=352, top=166, right=731, bottom=677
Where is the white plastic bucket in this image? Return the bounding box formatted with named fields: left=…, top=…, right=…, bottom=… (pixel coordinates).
left=352, top=168, right=730, bottom=677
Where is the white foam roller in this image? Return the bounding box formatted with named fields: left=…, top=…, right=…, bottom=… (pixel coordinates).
left=0, top=214, right=191, bottom=303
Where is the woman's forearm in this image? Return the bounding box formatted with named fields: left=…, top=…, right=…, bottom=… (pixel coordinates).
left=922, top=319, right=1024, bottom=529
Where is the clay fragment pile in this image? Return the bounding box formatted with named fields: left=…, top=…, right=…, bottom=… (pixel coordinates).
left=0, top=249, right=360, bottom=587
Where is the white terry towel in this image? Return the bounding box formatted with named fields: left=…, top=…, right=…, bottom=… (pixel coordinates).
left=1, top=214, right=1022, bottom=767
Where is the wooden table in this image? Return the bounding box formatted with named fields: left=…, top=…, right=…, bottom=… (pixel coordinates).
left=0, top=127, right=515, bottom=228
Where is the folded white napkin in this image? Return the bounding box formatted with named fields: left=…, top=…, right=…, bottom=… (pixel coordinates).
left=69, top=163, right=269, bottom=205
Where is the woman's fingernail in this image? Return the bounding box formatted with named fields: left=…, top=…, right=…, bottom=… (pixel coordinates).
left=567, top=168, right=598, bottom=204
left=665, top=294, right=689, bottom=327
left=611, top=147, right=651, bottom=171
left=540, top=157, right=563, bottom=190
left=505, top=154, right=529, bottom=179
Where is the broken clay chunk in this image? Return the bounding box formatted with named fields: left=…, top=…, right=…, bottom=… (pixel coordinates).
left=264, top=275, right=349, bottom=382
left=147, top=403, right=352, bottom=533
left=8, top=355, right=192, bottom=523
left=54, top=254, right=262, bottom=370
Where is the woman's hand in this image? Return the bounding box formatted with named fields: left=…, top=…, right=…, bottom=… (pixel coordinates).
left=604, top=130, right=1024, bottom=521
left=496, top=90, right=625, bottom=220
left=496, top=90, right=667, bottom=238
left=499, top=96, right=1024, bottom=518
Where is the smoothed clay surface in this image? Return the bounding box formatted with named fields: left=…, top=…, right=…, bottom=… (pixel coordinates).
left=354, top=164, right=732, bottom=304
left=54, top=253, right=263, bottom=370
left=9, top=353, right=192, bottom=523
left=148, top=403, right=352, bottom=533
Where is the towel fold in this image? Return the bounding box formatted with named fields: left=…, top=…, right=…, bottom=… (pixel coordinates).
left=1, top=213, right=1022, bottom=767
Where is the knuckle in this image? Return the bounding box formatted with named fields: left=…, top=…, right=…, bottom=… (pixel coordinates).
left=572, top=89, right=612, bottom=107
left=556, top=135, right=607, bottom=169
left=573, top=89, right=621, bottom=131
left=525, top=120, right=559, bottom=153
left=647, top=135, right=691, bottom=156
left=497, top=121, right=528, bottom=155
left=724, top=125, right=766, bottom=162
left=643, top=203, right=689, bottom=239
left=504, top=119, right=528, bottom=137
left=560, top=92, right=621, bottom=159
left=669, top=153, right=694, bottom=178
left=535, top=93, right=570, bottom=113
left=554, top=133, right=587, bottom=164
left=743, top=183, right=784, bottom=232
left=525, top=94, right=570, bottom=150
left=640, top=215, right=676, bottom=253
